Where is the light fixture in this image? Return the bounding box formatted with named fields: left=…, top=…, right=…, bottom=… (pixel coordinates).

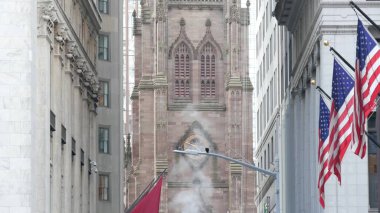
left=310, top=79, right=316, bottom=85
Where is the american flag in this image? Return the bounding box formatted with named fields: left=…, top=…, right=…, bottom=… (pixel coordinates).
left=327, top=59, right=355, bottom=183
left=318, top=95, right=332, bottom=208
left=353, top=19, right=380, bottom=158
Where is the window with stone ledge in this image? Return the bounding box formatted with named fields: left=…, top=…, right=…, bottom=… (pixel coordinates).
left=99, top=174, right=110, bottom=201
left=174, top=42, right=192, bottom=99
left=98, top=0, right=109, bottom=14
left=98, top=34, right=109, bottom=61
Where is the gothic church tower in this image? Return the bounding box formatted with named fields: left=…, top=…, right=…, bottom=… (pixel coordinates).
left=128, top=0, right=255, bottom=211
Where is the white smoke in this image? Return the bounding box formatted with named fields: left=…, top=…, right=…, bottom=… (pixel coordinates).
left=168, top=158, right=214, bottom=213
left=168, top=104, right=217, bottom=212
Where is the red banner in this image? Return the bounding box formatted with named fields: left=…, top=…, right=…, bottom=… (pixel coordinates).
left=130, top=176, right=163, bottom=213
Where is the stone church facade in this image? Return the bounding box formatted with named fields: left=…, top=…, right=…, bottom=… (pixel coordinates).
left=128, top=0, right=255, bottom=212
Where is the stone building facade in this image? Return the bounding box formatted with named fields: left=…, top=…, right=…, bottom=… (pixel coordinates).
left=0, top=0, right=123, bottom=212
left=127, top=0, right=256, bottom=212
left=268, top=0, right=380, bottom=212
left=96, top=0, right=124, bottom=212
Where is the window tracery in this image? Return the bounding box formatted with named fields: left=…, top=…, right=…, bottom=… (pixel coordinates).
left=174, top=42, right=191, bottom=98
left=200, top=42, right=217, bottom=99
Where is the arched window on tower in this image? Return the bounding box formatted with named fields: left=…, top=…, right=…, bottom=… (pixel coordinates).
left=174, top=42, right=191, bottom=99
left=200, top=43, right=217, bottom=99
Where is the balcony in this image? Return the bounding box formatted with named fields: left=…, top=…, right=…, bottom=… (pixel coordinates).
left=273, top=0, right=303, bottom=32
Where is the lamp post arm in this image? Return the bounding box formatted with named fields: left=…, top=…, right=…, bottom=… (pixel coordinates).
left=201, top=152, right=277, bottom=177
left=174, top=150, right=277, bottom=177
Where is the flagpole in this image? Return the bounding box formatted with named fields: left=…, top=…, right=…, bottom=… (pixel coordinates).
left=315, top=85, right=380, bottom=149
left=316, top=86, right=331, bottom=100
left=125, top=169, right=167, bottom=213
left=329, top=47, right=355, bottom=72
left=349, top=1, right=380, bottom=33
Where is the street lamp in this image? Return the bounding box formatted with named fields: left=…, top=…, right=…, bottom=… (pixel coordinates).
left=173, top=149, right=280, bottom=213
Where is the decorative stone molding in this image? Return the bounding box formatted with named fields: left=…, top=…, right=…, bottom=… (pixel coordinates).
left=175, top=121, right=217, bottom=170
left=138, top=76, right=155, bottom=90
left=38, top=1, right=99, bottom=105
left=65, top=41, right=77, bottom=59
left=226, top=76, right=242, bottom=90
left=241, top=76, right=253, bottom=91
left=154, top=75, right=168, bottom=87
left=141, top=6, right=152, bottom=24
left=38, top=1, right=58, bottom=36
left=156, top=159, right=168, bottom=175
left=229, top=1, right=240, bottom=23
left=168, top=104, right=226, bottom=111
left=130, top=86, right=140, bottom=100
left=55, top=23, right=68, bottom=43
left=230, top=162, right=242, bottom=174
left=168, top=0, right=223, bottom=10
left=194, top=19, right=223, bottom=60
left=75, top=58, right=86, bottom=74
left=168, top=18, right=196, bottom=59
left=156, top=0, right=166, bottom=22
left=240, top=8, right=250, bottom=26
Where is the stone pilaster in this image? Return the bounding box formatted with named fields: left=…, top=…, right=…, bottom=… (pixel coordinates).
left=34, top=2, right=55, bottom=212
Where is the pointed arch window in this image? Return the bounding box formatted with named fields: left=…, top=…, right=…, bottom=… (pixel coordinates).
left=200, top=43, right=217, bottom=99
left=174, top=42, right=191, bottom=99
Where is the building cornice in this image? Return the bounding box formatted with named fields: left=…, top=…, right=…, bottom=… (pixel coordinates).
left=38, top=0, right=100, bottom=106
left=138, top=76, right=155, bottom=90
left=168, top=104, right=226, bottom=111
left=167, top=0, right=224, bottom=10
left=52, top=0, right=98, bottom=75
left=153, top=75, right=168, bottom=87
left=225, top=76, right=242, bottom=90
left=79, top=0, right=102, bottom=31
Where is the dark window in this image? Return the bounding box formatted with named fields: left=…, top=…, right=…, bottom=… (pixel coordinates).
left=81, top=149, right=84, bottom=166
left=98, top=0, right=109, bottom=14
left=368, top=114, right=378, bottom=208
left=99, top=174, right=109, bottom=200
left=174, top=42, right=191, bottom=99
left=200, top=43, right=216, bottom=99
left=61, top=125, right=66, bottom=144
left=72, top=138, right=76, bottom=156
left=98, top=34, right=109, bottom=60
left=99, top=127, right=109, bottom=154
left=98, top=81, right=109, bottom=107
left=264, top=150, right=267, bottom=170
left=271, top=137, right=274, bottom=163
left=50, top=111, right=56, bottom=136
left=88, top=159, right=92, bottom=175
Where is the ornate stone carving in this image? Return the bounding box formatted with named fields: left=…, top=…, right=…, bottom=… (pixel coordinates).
left=156, top=0, right=166, bottom=22
left=66, top=41, right=77, bottom=59
left=168, top=18, right=196, bottom=59
left=75, top=58, right=86, bottom=73
left=195, top=19, right=223, bottom=60
left=229, top=3, right=240, bottom=23
left=55, top=23, right=68, bottom=42
left=41, top=2, right=58, bottom=34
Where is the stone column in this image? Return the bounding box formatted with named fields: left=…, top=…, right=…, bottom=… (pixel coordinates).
left=50, top=22, right=66, bottom=213
left=34, top=2, right=55, bottom=212
left=62, top=48, right=73, bottom=213
left=72, top=74, right=81, bottom=213
left=136, top=1, right=156, bottom=201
